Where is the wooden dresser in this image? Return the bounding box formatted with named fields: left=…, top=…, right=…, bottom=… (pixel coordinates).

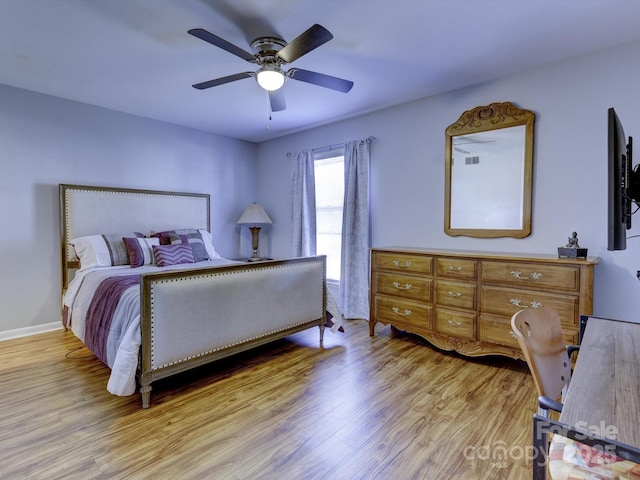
left=369, top=247, right=599, bottom=359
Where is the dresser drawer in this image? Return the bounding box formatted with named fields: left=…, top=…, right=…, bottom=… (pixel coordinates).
left=481, top=261, right=580, bottom=292
left=374, top=252, right=432, bottom=275
left=374, top=295, right=432, bottom=330
left=374, top=272, right=432, bottom=302
left=479, top=314, right=577, bottom=349
left=478, top=314, right=519, bottom=349
left=435, top=280, right=476, bottom=309
left=436, top=257, right=477, bottom=280
left=481, top=286, right=579, bottom=326
left=435, top=308, right=475, bottom=339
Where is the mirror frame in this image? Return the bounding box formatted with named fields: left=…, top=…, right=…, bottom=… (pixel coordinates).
left=444, top=101, right=535, bottom=238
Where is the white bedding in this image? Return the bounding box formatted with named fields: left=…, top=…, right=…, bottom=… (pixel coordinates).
left=64, top=259, right=238, bottom=396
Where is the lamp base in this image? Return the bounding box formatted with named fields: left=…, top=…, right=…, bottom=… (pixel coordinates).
left=246, top=257, right=273, bottom=262
left=240, top=226, right=272, bottom=262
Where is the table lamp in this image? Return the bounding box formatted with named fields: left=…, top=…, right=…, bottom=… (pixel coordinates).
left=237, top=202, right=272, bottom=261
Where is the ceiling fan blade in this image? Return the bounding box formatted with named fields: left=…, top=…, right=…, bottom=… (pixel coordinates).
left=277, top=24, right=333, bottom=63
left=287, top=68, right=354, bottom=93
left=188, top=28, right=257, bottom=63
left=192, top=72, right=254, bottom=90
left=268, top=89, right=286, bottom=112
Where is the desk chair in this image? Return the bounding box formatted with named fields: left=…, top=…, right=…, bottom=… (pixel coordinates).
left=510, top=307, right=579, bottom=417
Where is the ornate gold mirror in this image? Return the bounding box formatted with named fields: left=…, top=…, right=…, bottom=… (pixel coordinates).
left=445, top=102, right=535, bottom=238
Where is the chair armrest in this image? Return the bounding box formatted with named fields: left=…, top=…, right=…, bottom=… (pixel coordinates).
left=538, top=395, right=563, bottom=413
left=566, top=344, right=580, bottom=357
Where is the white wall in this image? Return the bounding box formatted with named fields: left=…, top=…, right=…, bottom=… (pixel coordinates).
left=0, top=84, right=257, bottom=335
left=256, top=40, right=640, bottom=322
left=5, top=38, right=640, bottom=337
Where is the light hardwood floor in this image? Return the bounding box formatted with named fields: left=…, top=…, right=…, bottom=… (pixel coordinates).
left=0, top=320, right=537, bottom=480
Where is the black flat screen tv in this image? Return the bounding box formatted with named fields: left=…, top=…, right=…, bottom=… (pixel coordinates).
left=608, top=107, right=639, bottom=250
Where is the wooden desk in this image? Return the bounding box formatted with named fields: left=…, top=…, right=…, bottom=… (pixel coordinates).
left=560, top=316, right=640, bottom=447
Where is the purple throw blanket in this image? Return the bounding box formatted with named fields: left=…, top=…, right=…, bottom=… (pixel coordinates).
left=85, top=275, right=140, bottom=364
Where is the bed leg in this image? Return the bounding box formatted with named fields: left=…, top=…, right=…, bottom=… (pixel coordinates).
left=140, top=384, right=152, bottom=409
left=319, top=323, right=325, bottom=346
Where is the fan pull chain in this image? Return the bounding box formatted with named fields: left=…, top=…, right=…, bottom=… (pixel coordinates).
left=266, top=92, right=272, bottom=131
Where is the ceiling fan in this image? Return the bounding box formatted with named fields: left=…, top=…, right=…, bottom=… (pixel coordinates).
left=188, top=24, right=354, bottom=112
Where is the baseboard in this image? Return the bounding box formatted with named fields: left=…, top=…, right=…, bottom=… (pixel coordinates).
left=0, top=322, right=63, bottom=342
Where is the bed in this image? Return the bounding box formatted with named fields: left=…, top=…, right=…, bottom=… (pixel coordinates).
left=60, top=184, right=327, bottom=408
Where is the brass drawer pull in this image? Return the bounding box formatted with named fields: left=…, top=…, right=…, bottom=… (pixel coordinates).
left=447, top=291, right=462, bottom=297
left=393, top=260, right=413, bottom=268
left=448, top=265, right=463, bottom=272
left=510, top=298, right=543, bottom=309
left=447, top=319, right=462, bottom=327
left=392, top=306, right=412, bottom=316
left=392, top=281, right=413, bottom=291
left=511, top=270, right=544, bottom=281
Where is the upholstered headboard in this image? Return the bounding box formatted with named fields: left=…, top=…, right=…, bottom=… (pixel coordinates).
left=59, top=184, right=210, bottom=289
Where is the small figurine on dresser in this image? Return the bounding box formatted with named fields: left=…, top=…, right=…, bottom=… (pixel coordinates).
left=558, top=232, right=588, bottom=258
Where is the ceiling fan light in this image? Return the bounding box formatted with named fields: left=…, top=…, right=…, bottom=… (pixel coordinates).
left=256, top=66, right=285, bottom=91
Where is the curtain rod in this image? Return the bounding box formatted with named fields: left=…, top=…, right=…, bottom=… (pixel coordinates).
left=312, top=142, right=344, bottom=154
left=287, top=136, right=376, bottom=157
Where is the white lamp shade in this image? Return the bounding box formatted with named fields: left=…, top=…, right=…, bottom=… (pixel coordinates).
left=256, top=67, right=285, bottom=91
left=237, top=203, right=272, bottom=225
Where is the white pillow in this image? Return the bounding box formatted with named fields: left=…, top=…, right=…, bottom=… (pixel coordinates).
left=199, top=229, right=221, bottom=259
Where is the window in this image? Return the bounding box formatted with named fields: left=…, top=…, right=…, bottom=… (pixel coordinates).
left=314, top=153, right=344, bottom=281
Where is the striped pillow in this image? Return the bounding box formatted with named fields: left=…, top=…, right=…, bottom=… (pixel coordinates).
left=151, top=229, right=210, bottom=262
left=153, top=244, right=195, bottom=267
left=123, top=237, right=160, bottom=268
left=70, top=232, right=144, bottom=269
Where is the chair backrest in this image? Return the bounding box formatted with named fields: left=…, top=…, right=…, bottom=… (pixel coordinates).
left=511, top=307, right=572, bottom=402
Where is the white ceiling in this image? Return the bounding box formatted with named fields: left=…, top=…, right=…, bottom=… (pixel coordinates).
left=2, top=0, right=640, bottom=143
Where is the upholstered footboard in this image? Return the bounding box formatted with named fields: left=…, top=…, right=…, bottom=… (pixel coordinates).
left=137, top=256, right=326, bottom=408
